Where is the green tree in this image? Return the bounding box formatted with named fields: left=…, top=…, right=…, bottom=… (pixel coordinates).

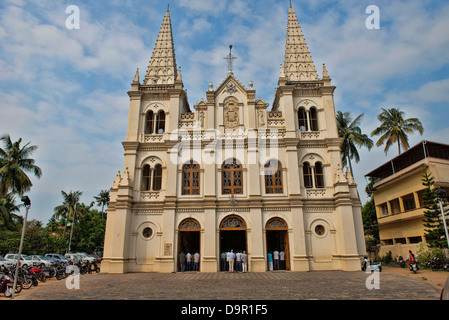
left=94, top=189, right=110, bottom=218
left=336, top=111, right=373, bottom=175
left=0, top=134, right=42, bottom=197
left=362, top=197, right=380, bottom=244
left=52, top=190, right=83, bottom=252
left=371, top=108, right=424, bottom=155
left=421, top=170, right=449, bottom=248
left=0, top=192, right=22, bottom=230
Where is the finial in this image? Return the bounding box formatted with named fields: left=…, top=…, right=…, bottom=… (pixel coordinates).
left=289, top=0, right=292, bottom=7
left=224, top=44, right=237, bottom=74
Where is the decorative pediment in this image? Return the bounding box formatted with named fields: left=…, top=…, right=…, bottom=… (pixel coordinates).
left=214, top=74, right=248, bottom=97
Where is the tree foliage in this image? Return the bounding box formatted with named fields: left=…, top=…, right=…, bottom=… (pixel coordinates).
left=421, top=169, right=449, bottom=249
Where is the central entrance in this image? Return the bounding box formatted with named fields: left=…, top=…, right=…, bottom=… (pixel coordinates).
left=178, top=218, right=201, bottom=272
left=219, top=215, right=247, bottom=271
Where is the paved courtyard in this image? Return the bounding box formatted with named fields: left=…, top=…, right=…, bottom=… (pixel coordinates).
left=15, top=269, right=440, bottom=301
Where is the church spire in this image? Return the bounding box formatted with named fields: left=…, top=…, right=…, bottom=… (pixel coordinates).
left=283, top=5, right=319, bottom=82
left=144, top=8, right=178, bottom=85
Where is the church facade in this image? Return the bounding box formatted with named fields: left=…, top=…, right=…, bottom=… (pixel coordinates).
left=102, top=5, right=366, bottom=273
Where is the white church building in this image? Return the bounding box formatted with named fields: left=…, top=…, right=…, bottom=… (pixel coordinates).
left=102, top=4, right=366, bottom=273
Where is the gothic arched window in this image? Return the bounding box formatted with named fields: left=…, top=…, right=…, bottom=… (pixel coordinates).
left=152, top=164, right=163, bottom=191
left=182, top=162, right=200, bottom=195
left=155, top=110, right=166, bottom=134
left=264, top=160, right=283, bottom=194
left=309, top=107, right=318, bottom=131
left=303, top=162, right=313, bottom=189
left=314, top=161, right=325, bottom=188
left=145, top=111, right=154, bottom=134
left=142, top=165, right=152, bottom=191
left=298, top=107, right=308, bottom=131
left=222, top=159, right=243, bottom=195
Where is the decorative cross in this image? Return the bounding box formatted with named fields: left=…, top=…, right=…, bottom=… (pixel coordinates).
left=224, top=44, right=237, bottom=74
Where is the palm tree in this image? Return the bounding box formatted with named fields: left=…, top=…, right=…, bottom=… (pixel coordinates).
left=0, top=134, right=42, bottom=197
left=52, top=190, right=83, bottom=252
left=94, top=190, right=110, bottom=218
left=371, top=108, right=424, bottom=155
left=0, top=192, right=22, bottom=229
left=336, top=111, right=374, bottom=176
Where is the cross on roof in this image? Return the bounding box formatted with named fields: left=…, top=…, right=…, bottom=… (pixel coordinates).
left=224, top=45, right=237, bottom=74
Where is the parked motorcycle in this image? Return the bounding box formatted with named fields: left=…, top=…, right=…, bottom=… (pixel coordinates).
left=361, top=256, right=382, bottom=272
left=410, top=261, right=419, bottom=274
left=398, top=256, right=406, bottom=268
left=0, top=273, right=15, bottom=297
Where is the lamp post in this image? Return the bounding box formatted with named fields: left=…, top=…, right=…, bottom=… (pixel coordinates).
left=436, top=188, right=449, bottom=249
left=11, top=195, right=31, bottom=299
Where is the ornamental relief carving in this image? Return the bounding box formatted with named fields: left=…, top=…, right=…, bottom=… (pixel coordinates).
left=223, top=97, right=239, bottom=129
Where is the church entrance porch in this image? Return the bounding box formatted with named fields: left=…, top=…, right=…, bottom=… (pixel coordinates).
left=219, top=215, right=247, bottom=272
left=265, top=218, right=290, bottom=271
left=177, top=218, right=201, bottom=272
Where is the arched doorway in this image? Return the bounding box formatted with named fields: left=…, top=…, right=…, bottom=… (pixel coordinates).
left=178, top=218, right=201, bottom=272
left=219, top=215, right=247, bottom=271
left=266, top=217, right=290, bottom=270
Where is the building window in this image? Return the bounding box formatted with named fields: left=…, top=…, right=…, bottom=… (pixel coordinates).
left=142, top=227, right=153, bottom=239
left=309, top=107, right=318, bottom=131
left=182, top=162, right=200, bottom=195
left=142, top=163, right=162, bottom=191
left=155, top=110, right=166, bottom=134
left=298, top=107, right=308, bottom=131
left=145, top=111, right=154, bottom=134
left=402, top=194, right=416, bottom=211
left=314, top=161, right=324, bottom=188
left=222, top=159, right=243, bottom=195
left=315, top=225, right=325, bottom=236
left=264, top=160, right=283, bottom=194
left=303, top=162, right=313, bottom=188
left=152, top=164, right=162, bottom=191
left=145, top=110, right=165, bottom=134
left=380, top=203, right=389, bottom=216
left=142, top=165, right=152, bottom=191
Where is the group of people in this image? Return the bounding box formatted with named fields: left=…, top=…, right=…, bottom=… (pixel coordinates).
left=267, top=249, right=286, bottom=271
left=178, top=251, right=200, bottom=272
left=221, top=249, right=248, bottom=272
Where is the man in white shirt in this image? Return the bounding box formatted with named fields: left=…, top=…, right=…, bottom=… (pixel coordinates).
left=226, top=249, right=235, bottom=272
left=193, top=252, right=200, bottom=271
left=186, top=252, right=192, bottom=271
left=273, top=250, right=280, bottom=270
left=241, top=251, right=248, bottom=272
left=280, top=250, right=285, bottom=270
left=236, top=251, right=243, bottom=272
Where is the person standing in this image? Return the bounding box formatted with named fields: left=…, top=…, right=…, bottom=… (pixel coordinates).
left=267, top=252, right=273, bottom=271
left=241, top=250, right=248, bottom=273
left=193, top=251, right=200, bottom=271
left=273, top=249, right=279, bottom=270
left=235, top=251, right=242, bottom=272
left=179, top=251, right=186, bottom=272
left=227, top=249, right=235, bottom=272
left=221, top=251, right=227, bottom=271
left=186, top=252, right=192, bottom=271
left=280, top=250, right=285, bottom=270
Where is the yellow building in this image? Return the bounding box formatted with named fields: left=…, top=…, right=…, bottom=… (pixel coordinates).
left=366, top=141, right=449, bottom=259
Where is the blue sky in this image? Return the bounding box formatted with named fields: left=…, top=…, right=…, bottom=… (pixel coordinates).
left=1, top=0, right=449, bottom=223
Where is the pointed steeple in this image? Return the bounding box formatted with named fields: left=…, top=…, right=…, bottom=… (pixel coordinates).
left=144, top=8, right=178, bottom=85
left=283, top=5, right=319, bottom=82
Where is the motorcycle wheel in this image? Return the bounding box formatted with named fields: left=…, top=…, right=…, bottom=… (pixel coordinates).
left=32, top=277, right=38, bottom=286
left=4, top=287, right=13, bottom=298
left=22, top=278, right=33, bottom=289
left=95, top=267, right=100, bottom=273
left=14, top=282, right=23, bottom=294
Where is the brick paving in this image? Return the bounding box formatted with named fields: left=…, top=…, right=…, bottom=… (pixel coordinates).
left=14, top=269, right=440, bottom=300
